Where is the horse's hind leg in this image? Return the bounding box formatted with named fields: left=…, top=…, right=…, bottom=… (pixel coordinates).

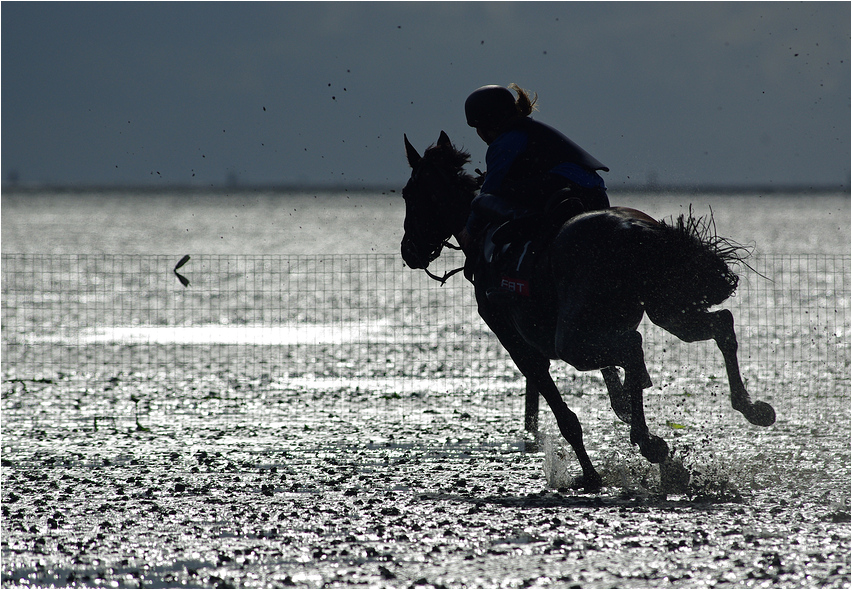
left=558, top=326, right=668, bottom=464
left=619, top=333, right=669, bottom=463
left=707, top=310, right=776, bottom=426
left=649, top=308, right=776, bottom=426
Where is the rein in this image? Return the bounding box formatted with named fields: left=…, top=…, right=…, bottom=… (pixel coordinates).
left=422, top=239, right=464, bottom=285
left=424, top=265, right=464, bottom=286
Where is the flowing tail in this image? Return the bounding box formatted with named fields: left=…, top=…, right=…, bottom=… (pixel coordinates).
left=639, top=209, right=749, bottom=315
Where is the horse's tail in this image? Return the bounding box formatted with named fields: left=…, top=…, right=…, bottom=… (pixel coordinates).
left=638, top=209, right=749, bottom=314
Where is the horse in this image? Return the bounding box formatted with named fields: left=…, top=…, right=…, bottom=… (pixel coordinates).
left=400, top=131, right=776, bottom=491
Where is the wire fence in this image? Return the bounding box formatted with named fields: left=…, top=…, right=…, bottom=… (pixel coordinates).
left=2, top=253, right=849, bottom=432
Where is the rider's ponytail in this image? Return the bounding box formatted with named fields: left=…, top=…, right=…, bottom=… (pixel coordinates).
left=509, top=83, right=538, bottom=117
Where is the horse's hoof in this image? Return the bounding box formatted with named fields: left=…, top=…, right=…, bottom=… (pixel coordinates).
left=640, top=435, right=669, bottom=464
left=746, top=401, right=776, bottom=426
left=570, top=472, right=603, bottom=492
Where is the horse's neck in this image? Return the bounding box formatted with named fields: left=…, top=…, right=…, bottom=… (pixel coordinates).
left=447, top=204, right=472, bottom=244
left=452, top=211, right=473, bottom=248
left=442, top=177, right=475, bottom=244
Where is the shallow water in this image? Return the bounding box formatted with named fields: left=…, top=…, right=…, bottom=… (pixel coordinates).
left=2, top=391, right=849, bottom=588
left=2, top=189, right=850, bottom=588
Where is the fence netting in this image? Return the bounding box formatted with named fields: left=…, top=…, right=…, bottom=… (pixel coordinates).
left=2, top=253, right=849, bottom=432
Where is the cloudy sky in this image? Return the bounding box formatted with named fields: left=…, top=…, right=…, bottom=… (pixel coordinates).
left=2, top=1, right=849, bottom=189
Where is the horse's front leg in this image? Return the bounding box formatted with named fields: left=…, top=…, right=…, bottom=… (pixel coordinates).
left=478, top=293, right=603, bottom=490
left=520, top=357, right=602, bottom=491
left=496, top=343, right=602, bottom=489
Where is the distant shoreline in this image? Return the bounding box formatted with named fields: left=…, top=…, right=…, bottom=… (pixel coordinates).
left=2, top=182, right=849, bottom=197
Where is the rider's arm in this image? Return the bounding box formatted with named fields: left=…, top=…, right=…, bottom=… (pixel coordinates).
left=480, top=130, right=526, bottom=195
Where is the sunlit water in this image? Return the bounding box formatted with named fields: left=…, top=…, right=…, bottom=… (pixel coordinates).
left=28, top=321, right=394, bottom=345
left=2, top=190, right=849, bottom=588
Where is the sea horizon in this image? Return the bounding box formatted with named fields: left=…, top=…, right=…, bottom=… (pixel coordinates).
left=2, top=180, right=850, bottom=197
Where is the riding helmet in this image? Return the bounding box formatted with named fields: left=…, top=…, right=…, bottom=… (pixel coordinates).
left=464, top=85, right=516, bottom=129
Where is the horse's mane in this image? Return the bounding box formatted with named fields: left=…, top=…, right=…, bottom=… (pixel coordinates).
left=422, top=142, right=480, bottom=197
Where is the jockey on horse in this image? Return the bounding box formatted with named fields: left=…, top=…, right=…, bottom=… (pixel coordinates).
left=456, top=84, right=611, bottom=302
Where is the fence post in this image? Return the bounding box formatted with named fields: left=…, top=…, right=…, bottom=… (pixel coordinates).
left=524, top=379, right=539, bottom=432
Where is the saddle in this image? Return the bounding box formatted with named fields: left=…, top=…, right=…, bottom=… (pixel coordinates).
left=473, top=191, right=587, bottom=301
left=492, top=191, right=586, bottom=247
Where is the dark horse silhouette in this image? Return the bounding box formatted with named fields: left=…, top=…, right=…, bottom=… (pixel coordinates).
left=400, top=131, right=776, bottom=490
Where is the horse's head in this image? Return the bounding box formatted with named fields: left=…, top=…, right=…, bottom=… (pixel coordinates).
left=400, top=131, right=478, bottom=270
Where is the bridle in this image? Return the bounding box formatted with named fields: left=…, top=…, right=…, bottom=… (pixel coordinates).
left=402, top=156, right=472, bottom=285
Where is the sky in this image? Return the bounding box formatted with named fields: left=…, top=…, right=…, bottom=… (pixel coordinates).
left=2, top=1, right=850, bottom=190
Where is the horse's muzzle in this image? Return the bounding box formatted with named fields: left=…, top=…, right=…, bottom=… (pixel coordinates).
left=400, top=236, right=427, bottom=269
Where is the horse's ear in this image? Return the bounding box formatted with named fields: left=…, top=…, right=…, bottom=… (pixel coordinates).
left=437, top=130, right=451, bottom=148
left=404, top=134, right=421, bottom=167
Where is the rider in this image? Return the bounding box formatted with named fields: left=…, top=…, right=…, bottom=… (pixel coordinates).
left=457, top=84, right=610, bottom=263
